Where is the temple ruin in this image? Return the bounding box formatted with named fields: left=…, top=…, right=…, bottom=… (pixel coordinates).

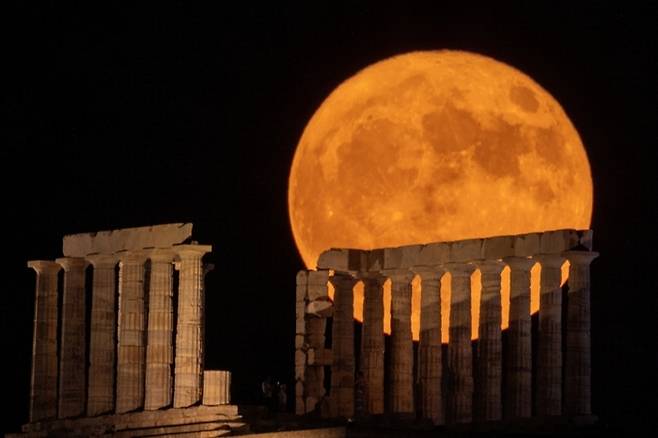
left=295, top=229, right=598, bottom=424
left=14, top=224, right=242, bottom=437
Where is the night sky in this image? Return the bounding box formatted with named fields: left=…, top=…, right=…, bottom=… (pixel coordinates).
left=3, top=3, right=656, bottom=435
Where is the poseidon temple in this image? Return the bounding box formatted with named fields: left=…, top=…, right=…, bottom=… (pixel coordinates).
left=12, top=224, right=243, bottom=437
left=294, top=229, right=598, bottom=426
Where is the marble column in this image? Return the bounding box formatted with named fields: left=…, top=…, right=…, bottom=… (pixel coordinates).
left=503, top=256, right=535, bottom=418
left=474, top=260, right=505, bottom=422
left=563, top=251, right=598, bottom=416
left=55, top=257, right=87, bottom=419
left=385, top=269, right=415, bottom=415
left=144, top=249, right=176, bottom=410
left=173, top=244, right=211, bottom=408
left=27, top=260, right=61, bottom=422
left=534, top=254, right=565, bottom=416
left=116, top=251, right=148, bottom=413
left=329, top=272, right=357, bottom=418
left=86, top=255, right=117, bottom=416
left=414, top=267, right=445, bottom=425
left=360, top=272, right=386, bottom=415
left=445, top=262, right=476, bottom=424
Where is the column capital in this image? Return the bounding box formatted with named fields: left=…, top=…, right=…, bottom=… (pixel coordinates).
left=474, top=259, right=506, bottom=275
left=562, top=250, right=599, bottom=266
left=382, top=268, right=415, bottom=284
left=86, top=254, right=117, bottom=269
left=173, top=244, right=212, bottom=259
left=503, top=256, right=536, bottom=271
left=116, top=250, right=149, bottom=264
left=27, top=260, right=61, bottom=274
left=329, top=271, right=358, bottom=289
left=533, top=253, right=565, bottom=269
left=357, top=270, right=387, bottom=285
left=413, top=265, right=445, bottom=282
left=147, top=248, right=177, bottom=263
left=55, top=257, right=88, bottom=271
left=443, top=262, right=477, bottom=277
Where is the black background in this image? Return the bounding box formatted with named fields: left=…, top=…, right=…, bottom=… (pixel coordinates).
left=2, top=2, right=656, bottom=435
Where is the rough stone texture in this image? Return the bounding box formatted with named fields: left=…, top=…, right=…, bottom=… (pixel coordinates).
left=445, top=262, right=476, bottom=424
left=116, top=251, right=148, bottom=414
left=27, top=261, right=61, bottom=422
left=360, top=273, right=386, bottom=415
left=503, top=256, right=535, bottom=419
left=55, top=257, right=87, bottom=419
left=307, top=270, right=330, bottom=301
left=534, top=254, right=565, bottom=417
left=63, top=222, right=192, bottom=257
left=145, top=249, right=176, bottom=410
left=203, top=370, right=231, bottom=406
left=385, top=269, right=415, bottom=414
left=295, top=270, right=308, bottom=415
left=474, top=260, right=505, bottom=422
left=563, top=251, right=598, bottom=415
left=86, top=255, right=118, bottom=416
left=329, top=273, right=357, bottom=418
left=414, top=267, right=445, bottom=425
left=317, top=248, right=366, bottom=271
left=304, top=317, right=326, bottom=413
left=174, top=244, right=211, bottom=408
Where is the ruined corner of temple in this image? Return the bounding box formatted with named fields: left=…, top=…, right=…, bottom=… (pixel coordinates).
left=294, top=229, right=599, bottom=431
left=10, top=223, right=245, bottom=437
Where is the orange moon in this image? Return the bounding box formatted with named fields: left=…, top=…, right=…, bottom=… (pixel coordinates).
left=288, top=50, right=592, bottom=339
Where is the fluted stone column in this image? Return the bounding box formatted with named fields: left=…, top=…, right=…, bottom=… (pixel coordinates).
left=534, top=254, right=565, bottom=416
left=27, top=261, right=61, bottom=422
left=86, top=255, right=117, bottom=416
left=414, top=267, right=445, bottom=425
left=385, top=269, right=415, bottom=415
left=474, top=260, right=505, bottom=422
left=563, top=251, right=598, bottom=416
left=173, top=244, right=211, bottom=408
left=55, top=257, right=87, bottom=419
left=503, top=256, right=535, bottom=418
left=329, top=272, right=357, bottom=418
left=145, top=249, right=176, bottom=410
left=445, top=262, right=476, bottom=424
left=116, top=251, right=148, bottom=413
left=360, top=273, right=386, bottom=415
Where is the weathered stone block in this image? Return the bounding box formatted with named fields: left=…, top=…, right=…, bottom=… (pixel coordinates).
left=307, top=270, right=329, bottom=301
left=317, top=249, right=365, bottom=271
left=449, top=238, right=483, bottom=262
left=399, top=244, right=422, bottom=268
left=482, top=236, right=514, bottom=259
left=383, top=247, right=403, bottom=269
left=307, top=348, right=333, bottom=366
left=306, top=299, right=333, bottom=317
left=202, top=370, right=231, bottom=406
left=295, top=335, right=305, bottom=350
left=416, top=242, right=450, bottom=266
left=295, top=318, right=306, bottom=335
left=295, top=350, right=306, bottom=367
left=513, top=233, right=540, bottom=256
left=367, top=249, right=385, bottom=271
left=295, top=380, right=304, bottom=397
left=540, top=230, right=577, bottom=254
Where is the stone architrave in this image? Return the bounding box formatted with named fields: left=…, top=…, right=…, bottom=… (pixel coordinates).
left=414, top=266, right=445, bottom=425
left=360, top=272, right=386, bottom=416
left=173, top=244, right=212, bottom=408
left=116, top=251, right=148, bottom=414
left=329, top=272, right=358, bottom=418
left=27, top=261, right=61, bottom=422
left=563, top=251, right=598, bottom=416
left=474, top=260, right=505, bottom=422
left=144, top=249, right=176, bottom=410
left=55, top=257, right=87, bottom=419
left=534, top=254, right=565, bottom=416
left=445, top=262, right=476, bottom=424
left=503, top=256, right=535, bottom=418
left=86, top=254, right=118, bottom=416
left=384, top=269, right=415, bottom=415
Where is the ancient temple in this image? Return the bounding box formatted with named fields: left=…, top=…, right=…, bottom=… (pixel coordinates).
left=14, top=224, right=242, bottom=437
left=295, top=229, right=597, bottom=425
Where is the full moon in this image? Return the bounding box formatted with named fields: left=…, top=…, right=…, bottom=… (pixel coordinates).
left=288, top=50, right=592, bottom=339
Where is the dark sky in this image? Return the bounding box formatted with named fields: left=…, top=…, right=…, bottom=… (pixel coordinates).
left=2, top=2, right=656, bottom=434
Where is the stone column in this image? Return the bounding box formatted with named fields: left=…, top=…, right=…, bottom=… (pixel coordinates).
left=474, top=260, right=505, bottom=422
left=304, top=270, right=330, bottom=414
left=360, top=272, right=386, bottom=416
left=329, top=272, right=357, bottom=418
left=385, top=269, right=415, bottom=415
left=86, top=255, right=117, bottom=416
left=445, top=262, right=476, bottom=424
left=55, top=257, right=87, bottom=419
left=116, top=251, right=148, bottom=413
left=27, top=261, right=61, bottom=422
left=173, top=244, right=211, bottom=408
left=294, top=270, right=308, bottom=415
left=414, top=267, right=445, bottom=425
left=563, top=251, right=598, bottom=416
left=144, top=249, right=176, bottom=410
left=503, top=256, right=535, bottom=418
left=534, top=254, right=565, bottom=416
